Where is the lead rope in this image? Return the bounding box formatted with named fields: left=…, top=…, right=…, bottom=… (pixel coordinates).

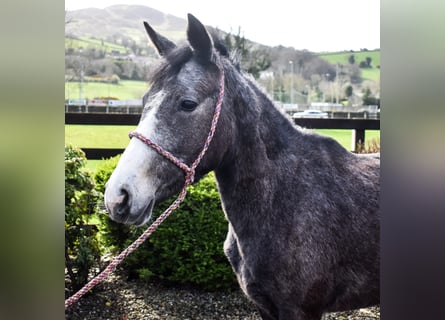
left=65, top=65, right=225, bottom=309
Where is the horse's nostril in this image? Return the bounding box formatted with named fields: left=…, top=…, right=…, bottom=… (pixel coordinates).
left=120, top=188, right=129, bottom=204
left=116, top=188, right=130, bottom=216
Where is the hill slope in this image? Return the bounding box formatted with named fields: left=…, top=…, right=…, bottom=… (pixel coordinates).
left=65, top=5, right=380, bottom=102
left=318, top=50, right=380, bottom=81
left=66, top=5, right=187, bottom=44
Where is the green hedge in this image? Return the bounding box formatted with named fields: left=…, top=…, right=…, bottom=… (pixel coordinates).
left=95, top=157, right=238, bottom=291
left=65, top=145, right=102, bottom=292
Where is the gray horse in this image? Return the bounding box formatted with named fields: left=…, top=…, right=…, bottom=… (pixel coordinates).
left=105, top=14, right=380, bottom=320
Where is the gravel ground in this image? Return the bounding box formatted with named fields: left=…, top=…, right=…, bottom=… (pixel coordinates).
left=65, top=270, right=379, bottom=320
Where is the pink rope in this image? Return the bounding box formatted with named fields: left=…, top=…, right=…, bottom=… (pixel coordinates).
left=65, top=65, right=224, bottom=309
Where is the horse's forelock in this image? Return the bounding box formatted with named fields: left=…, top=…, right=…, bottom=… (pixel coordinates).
left=147, top=33, right=241, bottom=86
left=147, top=45, right=193, bottom=84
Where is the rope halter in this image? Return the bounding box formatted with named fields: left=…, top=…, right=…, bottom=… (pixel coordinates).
left=129, top=66, right=225, bottom=184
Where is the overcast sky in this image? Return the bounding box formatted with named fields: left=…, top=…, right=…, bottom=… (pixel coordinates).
left=65, top=0, right=379, bottom=52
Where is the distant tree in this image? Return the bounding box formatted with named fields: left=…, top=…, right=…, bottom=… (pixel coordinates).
left=301, top=57, right=335, bottom=82
left=224, top=26, right=249, bottom=58
left=120, top=61, right=136, bottom=79
left=130, top=41, right=141, bottom=55
left=65, top=10, right=74, bottom=25
left=246, top=50, right=271, bottom=79
left=111, top=33, right=120, bottom=44
left=345, top=85, right=353, bottom=97
left=65, top=54, right=92, bottom=82
left=359, top=60, right=368, bottom=68
left=362, top=87, right=380, bottom=106
left=348, top=64, right=362, bottom=84
left=223, top=27, right=271, bottom=79
left=348, top=54, right=355, bottom=65
left=362, top=87, right=371, bottom=101
left=366, top=56, right=372, bottom=68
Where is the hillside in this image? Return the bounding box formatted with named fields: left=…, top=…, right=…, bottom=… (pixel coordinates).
left=65, top=5, right=380, bottom=104
left=66, top=5, right=187, bottom=44
left=318, top=50, right=380, bottom=81
left=65, top=37, right=128, bottom=55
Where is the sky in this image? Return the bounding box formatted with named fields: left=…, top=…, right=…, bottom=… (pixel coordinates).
left=65, top=0, right=379, bottom=52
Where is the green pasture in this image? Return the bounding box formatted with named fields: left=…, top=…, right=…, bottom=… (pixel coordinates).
left=318, top=50, right=380, bottom=81
left=65, top=125, right=136, bottom=148
left=360, top=68, right=380, bottom=82
left=65, top=37, right=127, bottom=54
left=65, top=80, right=148, bottom=100
left=316, top=129, right=380, bottom=150
left=65, top=125, right=380, bottom=173
left=318, top=50, right=380, bottom=67
left=65, top=125, right=136, bottom=172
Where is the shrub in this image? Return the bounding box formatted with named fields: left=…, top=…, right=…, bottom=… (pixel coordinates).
left=93, top=154, right=134, bottom=252
left=65, top=145, right=102, bottom=293
left=356, top=137, right=380, bottom=154
left=95, top=156, right=238, bottom=291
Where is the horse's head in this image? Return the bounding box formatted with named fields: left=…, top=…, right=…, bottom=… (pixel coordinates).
left=104, top=14, right=230, bottom=226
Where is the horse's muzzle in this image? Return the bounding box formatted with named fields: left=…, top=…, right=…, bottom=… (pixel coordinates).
left=104, top=183, right=155, bottom=226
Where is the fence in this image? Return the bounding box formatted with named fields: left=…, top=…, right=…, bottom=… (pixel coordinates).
left=65, top=113, right=380, bottom=159
left=65, top=104, right=143, bottom=114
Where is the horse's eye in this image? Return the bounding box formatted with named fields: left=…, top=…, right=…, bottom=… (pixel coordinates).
left=180, top=99, right=198, bottom=112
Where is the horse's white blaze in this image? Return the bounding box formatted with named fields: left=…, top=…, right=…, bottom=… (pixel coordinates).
left=104, top=90, right=166, bottom=223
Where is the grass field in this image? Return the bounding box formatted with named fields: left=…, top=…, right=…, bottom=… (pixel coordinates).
left=65, top=125, right=380, bottom=173
left=359, top=68, right=380, bottom=82
left=65, top=37, right=128, bottom=54
left=316, top=129, right=380, bottom=150
left=318, top=50, right=380, bottom=67
left=65, top=80, right=148, bottom=100
left=318, top=50, right=380, bottom=82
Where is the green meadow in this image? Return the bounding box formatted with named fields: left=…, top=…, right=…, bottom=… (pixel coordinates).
left=318, top=50, right=380, bottom=67
left=65, top=80, right=148, bottom=100
left=65, top=37, right=128, bottom=54
left=318, top=50, right=380, bottom=82
left=65, top=125, right=380, bottom=173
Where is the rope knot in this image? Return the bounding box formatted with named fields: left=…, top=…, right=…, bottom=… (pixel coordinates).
left=185, top=169, right=195, bottom=186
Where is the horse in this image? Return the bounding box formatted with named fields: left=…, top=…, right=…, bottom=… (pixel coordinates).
left=104, top=14, right=380, bottom=320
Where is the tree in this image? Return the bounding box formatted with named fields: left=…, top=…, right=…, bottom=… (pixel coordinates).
left=345, top=85, right=353, bottom=98
left=348, top=54, right=355, bottom=65
left=65, top=10, right=74, bottom=25
left=224, top=26, right=249, bottom=58
left=223, top=27, right=271, bottom=79
left=362, top=87, right=380, bottom=106
left=246, top=50, right=271, bottom=79
left=348, top=64, right=362, bottom=84
left=366, top=56, right=372, bottom=68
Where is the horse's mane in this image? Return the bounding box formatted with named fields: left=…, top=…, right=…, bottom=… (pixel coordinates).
left=209, top=30, right=242, bottom=71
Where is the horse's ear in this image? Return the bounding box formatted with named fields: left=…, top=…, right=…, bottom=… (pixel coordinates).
left=143, top=21, right=176, bottom=56
left=187, top=13, right=213, bottom=62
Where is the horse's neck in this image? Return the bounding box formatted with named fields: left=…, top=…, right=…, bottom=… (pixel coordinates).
left=214, top=76, right=299, bottom=222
